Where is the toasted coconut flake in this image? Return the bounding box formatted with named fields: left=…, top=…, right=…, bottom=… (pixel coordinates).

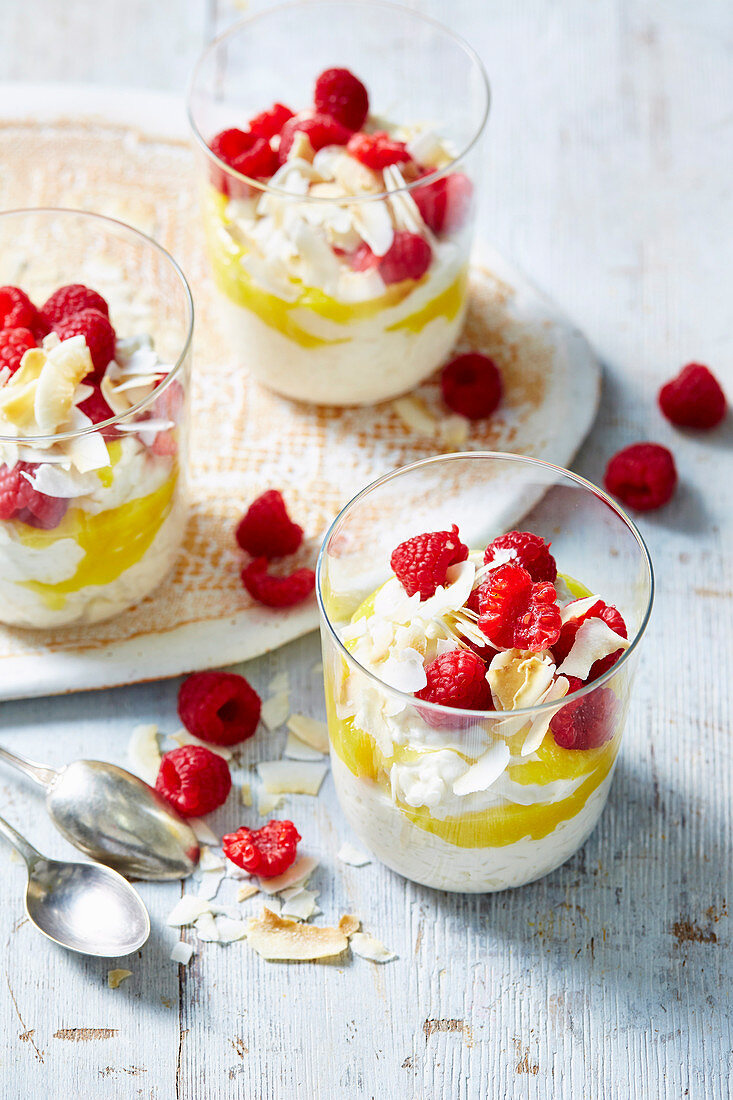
left=257, top=759, right=328, bottom=796
left=557, top=618, right=630, bottom=680
left=488, top=650, right=556, bottom=711
left=338, top=842, right=371, bottom=867
left=452, top=743, right=511, bottom=796
left=350, top=932, right=396, bottom=963
left=170, top=940, right=195, bottom=965
left=167, top=895, right=212, bottom=927
left=257, top=855, right=318, bottom=895
left=171, top=728, right=232, bottom=760
left=246, top=908, right=350, bottom=961
left=127, top=723, right=161, bottom=786
left=391, top=395, right=437, bottom=437
left=257, top=790, right=285, bottom=816
left=521, top=676, right=570, bottom=757
left=107, top=968, right=132, bottom=989
left=187, top=817, right=219, bottom=846
left=261, top=690, right=291, bottom=731
left=237, top=883, right=259, bottom=902
left=339, top=914, right=360, bottom=937
left=286, top=714, right=329, bottom=754
left=284, top=731, right=326, bottom=761
left=194, top=912, right=220, bottom=942
left=240, top=781, right=253, bottom=807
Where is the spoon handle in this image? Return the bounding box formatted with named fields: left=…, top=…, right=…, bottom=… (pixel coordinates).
left=0, top=745, right=57, bottom=788
left=0, top=814, right=41, bottom=867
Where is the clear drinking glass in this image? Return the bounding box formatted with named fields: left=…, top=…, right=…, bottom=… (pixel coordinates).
left=0, top=209, right=193, bottom=629
left=316, top=453, right=654, bottom=892
left=188, top=0, right=490, bottom=406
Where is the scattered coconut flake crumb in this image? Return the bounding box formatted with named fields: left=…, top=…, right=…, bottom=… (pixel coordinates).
left=310, top=661, right=323, bottom=676
left=246, top=908, right=351, bottom=961
left=284, top=731, right=326, bottom=762
left=199, top=846, right=224, bottom=872
left=198, top=869, right=224, bottom=902
left=127, top=723, right=161, bottom=785
left=257, top=759, right=328, bottom=796
left=167, top=895, right=212, bottom=927
left=258, top=790, right=285, bottom=816
left=439, top=414, right=470, bottom=450
left=187, top=817, right=219, bottom=846
left=107, top=968, right=132, bottom=989
left=237, top=883, right=259, bottom=902
left=257, top=855, right=318, bottom=895
left=268, top=670, right=290, bottom=695
left=240, top=781, right=252, bottom=807
left=350, top=932, right=397, bottom=963
left=280, top=888, right=319, bottom=921
left=261, top=691, right=291, bottom=731
left=194, top=912, right=220, bottom=942
left=339, top=914, right=360, bottom=938
left=392, top=395, right=436, bottom=437
left=338, top=842, right=371, bottom=867
left=225, top=858, right=252, bottom=881
left=170, top=941, right=195, bottom=965
left=215, top=916, right=248, bottom=943
left=286, top=714, right=329, bottom=754
left=171, top=728, right=232, bottom=760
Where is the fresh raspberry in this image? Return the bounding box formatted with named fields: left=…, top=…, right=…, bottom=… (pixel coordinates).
left=210, top=128, right=254, bottom=166
left=78, top=386, right=116, bottom=425
left=178, top=670, right=261, bottom=746
left=151, top=430, right=178, bottom=456
left=248, top=103, right=294, bottom=140
left=349, top=242, right=379, bottom=271
left=55, top=308, right=116, bottom=378
left=278, top=114, right=352, bottom=163
left=378, top=231, right=432, bottom=284
left=209, top=128, right=277, bottom=195
left=484, top=530, right=557, bottom=583
left=416, top=649, right=491, bottom=710
left=441, top=352, right=502, bottom=420
left=0, top=465, right=25, bottom=520
left=222, top=820, right=301, bottom=877
left=41, top=284, right=109, bottom=326
left=0, top=462, right=68, bottom=529
left=412, top=172, right=474, bottom=234
left=553, top=601, right=627, bottom=681
left=314, top=68, right=369, bottom=132
left=235, top=489, right=303, bottom=559
left=390, top=524, right=469, bottom=601
left=155, top=744, right=231, bottom=817
left=476, top=562, right=561, bottom=651
left=604, top=442, right=677, bottom=512
left=242, top=557, right=315, bottom=608
left=0, top=286, right=37, bottom=330
left=231, top=138, right=279, bottom=180
left=0, top=328, right=36, bottom=376
left=658, top=363, right=727, bottom=430
left=550, top=686, right=618, bottom=750
left=346, top=130, right=410, bottom=170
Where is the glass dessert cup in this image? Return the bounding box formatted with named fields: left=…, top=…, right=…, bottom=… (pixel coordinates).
left=188, top=0, right=490, bottom=406
left=0, top=209, right=193, bottom=629
left=316, top=453, right=654, bottom=893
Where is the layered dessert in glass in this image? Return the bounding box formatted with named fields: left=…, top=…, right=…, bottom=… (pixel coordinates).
left=317, top=454, right=653, bottom=892
left=0, top=210, right=193, bottom=628
left=188, top=0, right=489, bottom=405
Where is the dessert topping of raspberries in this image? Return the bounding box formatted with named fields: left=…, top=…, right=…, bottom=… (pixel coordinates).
left=0, top=286, right=37, bottom=331
left=248, top=103, right=295, bottom=140
left=416, top=649, right=491, bottom=710
left=378, top=231, right=432, bottom=284
left=346, top=130, right=411, bottom=170
left=314, top=68, right=369, bottom=132
left=278, top=114, right=352, bottom=163
left=178, top=670, right=261, bottom=746
left=390, top=524, right=468, bottom=601
left=553, top=600, right=627, bottom=682
left=550, top=686, right=618, bottom=750
left=41, top=284, right=109, bottom=325
left=54, top=308, right=116, bottom=379
left=222, top=820, right=301, bottom=877
left=412, top=172, right=474, bottom=235
left=484, top=530, right=557, bottom=583
left=0, top=328, right=36, bottom=377
left=476, top=562, right=561, bottom=651
left=235, top=489, right=303, bottom=559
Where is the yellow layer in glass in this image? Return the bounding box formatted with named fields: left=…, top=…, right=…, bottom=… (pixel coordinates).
left=204, top=188, right=468, bottom=348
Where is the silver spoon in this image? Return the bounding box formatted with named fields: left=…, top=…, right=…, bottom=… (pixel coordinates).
left=0, top=745, right=200, bottom=881
left=0, top=814, right=149, bottom=956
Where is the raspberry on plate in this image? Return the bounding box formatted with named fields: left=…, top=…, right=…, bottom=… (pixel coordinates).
left=248, top=102, right=294, bottom=140
left=155, top=744, right=232, bottom=818
left=658, top=362, right=727, bottom=430
left=604, top=442, right=677, bottom=512
left=476, top=562, right=561, bottom=651
left=412, top=172, right=474, bottom=234
left=550, top=686, right=618, bottom=750
left=484, top=530, right=557, bottom=583
left=378, top=231, right=432, bottom=284
left=315, top=68, right=369, bottom=132
left=553, top=600, right=627, bottom=681
left=390, top=524, right=468, bottom=601
left=235, top=489, right=303, bottom=559
left=178, top=670, right=261, bottom=746
left=416, top=649, right=491, bottom=710
left=0, top=327, right=36, bottom=376
left=346, top=131, right=411, bottom=170
left=440, top=352, right=502, bottom=420
left=242, top=557, right=315, bottom=608
left=41, top=284, right=109, bottom=325
left=222, top=820, right=301, bottom=877
left=54, top=308, right=116, bottom=378
left=0, top=286, right=37, bottom=331
left=278, top=113, right=352, bottom=163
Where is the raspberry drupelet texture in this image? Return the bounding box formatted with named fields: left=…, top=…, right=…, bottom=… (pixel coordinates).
left=248, top=103, right=294, bottom=140
left=155, top=744, right=232, bottom=817
left=0, top=327, right=36, bottom=375
left=222, top=820, right=301, bottom=877
left=658, top=362, right=727, bottom=430
left=604, top=442, right=677, bottom=511
left=41, top=284, right=109, bottom=325
left=440, top=352, right=502, bottom=420
left=277, top=114, right=352, bottom=163
left=412, top=172, right=474, bottom=235
left=54, top=308, right=116, bottom=378
left=0, top=462, right=69, bottom=529
left=235, top=489, right=303, bottom=559
left=78, top=386, right=116, bottom=425
left=476, top=562, right=561, bottom=651
left=550, top=686, right=618, bottom=750
left=315, top=68, right=369, bottom=132
left=391, top=524, right=469, bottom=601
left=378, top=231, right=432, bottom=284
left=178, top=671, right=262, bottom=746
left=484, top=530, right=557, bottom=583
left=416, top=649, right=492, bottom=710
left=0, top=286, right=37, bottom=331
left=242, top=557, right=316, bottom=608
left=346, top=131, right=411, bottom=170
left=553, top=600, right=627, bottom=682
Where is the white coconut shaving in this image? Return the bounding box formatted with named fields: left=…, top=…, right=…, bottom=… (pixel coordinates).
left=557, top=618, right=630, bottom=680
left=350, top=932, right=397, bottom=963
left=337, top=843, right=371, bottom=867
left=452, top=742, right=511, bottom=796
left=127, top=724, right=161, bottom=786
left=166, top=895, right=212, bottom=927
left=285, top=715, right=329, bottom=754
left=283, top=731, right=326, bottom=761
left=170, top=941, right=195, bottom=965
left=257, top=760, right=329, bottom=796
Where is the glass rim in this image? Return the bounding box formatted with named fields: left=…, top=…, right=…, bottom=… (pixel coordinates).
left=187, top=0, right=491, bottom=205
left=316, top=450, right=655, bottom=721
left=0, top=207, right=194, bottom=446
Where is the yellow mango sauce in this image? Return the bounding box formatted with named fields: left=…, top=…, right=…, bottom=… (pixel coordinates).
left=323, top=573, right=624, bottom=849
left=203, top=188, right=468, bottom=349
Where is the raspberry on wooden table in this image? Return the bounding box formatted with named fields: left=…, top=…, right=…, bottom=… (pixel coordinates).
left=278, top=114, right=352, bottom=163
left=440, top=352, right=502, bottom=420
left=0, top=286, right=37, bottom=330
left=550, top=686, right=618, bottom=750
left=315, top=68, right=369, bottom=132
left=178, top=670, right=261, bottom=746
left=553, top=600, right=627, bottom=681
left=248, top=103, right=294, bottom=140
left=476, top=562, right=561, bottom=651
left=54, top=308, right=116, bottom=378
left=378, top=231, right=432, bottom=284
left=658, top=362, right=727, bottom=430
left=390, top=524, right=469, bottom=601
left=603, top=442, right=677, bottom=512
left=416, top=649, right=492, bottom=710
left=235, top=489, right=303, bottom=559
left=346, top=131, right=411, bottom=170
left=222, top=820, right=301, bottom=877
left=41, top=284, right=109, bottom=325
left=484, top=530, right=557, bottom=583
left=155, top=744, right=232, bottom=817
left=241, top=557, right=315, bottom=608
left=412, top=172, right=474, bottom=234
left=0, top=327, right=36, bottom=376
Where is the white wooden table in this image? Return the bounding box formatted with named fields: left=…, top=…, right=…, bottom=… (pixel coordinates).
left=1, top=2, right=731, bottom=1097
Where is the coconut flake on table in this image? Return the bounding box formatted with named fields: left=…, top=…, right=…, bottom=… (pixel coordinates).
left=166, top=895, right=212, bottom=927
left=127, top=723, right=161, bottom=785
left=237, top=883, right=259, bottom=902
left=261, top=691, right=291, bottom=732
left=268, top=670, right=290, bottom=694
left=187, top=817, right=219, bottom=846
left=520, top=675, right=571, bottom=757
left=280, top=887, right=319, bottom=921
left=350, top=932, right=397, bottom=963
left=240, top=782, right=253, bottom=807
left=257, top=855, right=318, bottom=896
left=257, top=790, right=285, bottom=816
left=194, top=912, right=220, bottom=943
left=170, top=941, right=195, bottom=965
left=285, top=715, right=329, bottom=755
left=257, top=760, right=329, bottom=796
left=391, top=395, right=437, bottom=437
left=338, top=842, right=371, bottom=867
left=224, top=858, right=252, bottom=881
left=557, top=618, right=630, bottom=680
left=196, top=848, right=225, bottom=900
left=171, top=728, right=233, bottom=760
left=214, top=916, right=249, bottom=943
left=107, top=969, right=132, bottom=989
left=439, top=414, right=470, bottom=450
left=284, top=731, right=326, bottom=762
left=452, top=742, right=511, bottom=796
left=245, top=908, right=355, bottom=961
